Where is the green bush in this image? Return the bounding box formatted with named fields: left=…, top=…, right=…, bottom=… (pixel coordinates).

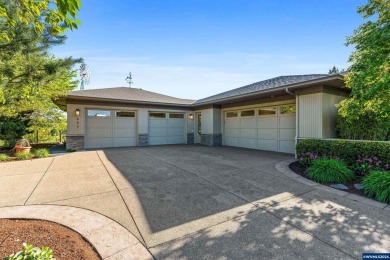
left=0, top=154, right=10, bottom=161
left=307, top=158, right=355, bottom=184
left=34, top=148, right=50, bottom=158
left=296, top=139, right=390, bottom=166
left=3, top=243, right=55, bottom=260
left=363, top=171, right=390, bottom=203
left=14, top=152, right=34, bottom=160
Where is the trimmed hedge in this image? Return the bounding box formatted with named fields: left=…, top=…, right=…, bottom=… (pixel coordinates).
left=296, top=139, right=390, bottom=166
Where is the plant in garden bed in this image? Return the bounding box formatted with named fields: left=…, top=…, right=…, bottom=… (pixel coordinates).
left=3, top=243, right=55, bottom=260
left=363, top=171, right=390, bottom=203
left=298, top=152, right=320, bottom=167
left=307, top=159, right=355, bottom=184
left=0, top=154, right=10, bottom=161
left=33, top=149, right=50, bottom=158
left=353, top=157, right=388, bottom=176
left=14, top=152, right=34, bottom=160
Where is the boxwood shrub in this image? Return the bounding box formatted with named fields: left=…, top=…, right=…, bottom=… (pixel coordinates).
left=296, top=139, right=390, bottom=166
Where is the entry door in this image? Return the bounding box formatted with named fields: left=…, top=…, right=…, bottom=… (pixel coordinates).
left=195, top=113, right=202, bottom=143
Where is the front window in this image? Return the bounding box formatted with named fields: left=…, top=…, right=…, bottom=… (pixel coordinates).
left=87, top=110, right=111, bottom=117
left=241, top=110, right=255, bottom=117
left=226, top=111, right=238, bottom=118
left=258, top=107, right=276, bottom=115
left=116, top=111, right=135, bottom=117
left=169, top=113, right=184, bottom=119
left=149, top=112, right=166, bottom=118
left=280, top=105, right=296, bottom=114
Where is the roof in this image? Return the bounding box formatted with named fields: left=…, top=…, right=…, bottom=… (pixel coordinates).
left=193, top=74, right=331, bottom=104
left=67, top=87, right=195, bottom=105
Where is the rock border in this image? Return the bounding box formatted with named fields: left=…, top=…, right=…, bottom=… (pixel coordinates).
left=275, top=159, right=389, bottom=211
left=0, top=205, right=153, bottom=260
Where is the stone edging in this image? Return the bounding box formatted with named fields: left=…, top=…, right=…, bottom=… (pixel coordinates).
left=0, top=205, right=153, bottom=260
left=275, top=159, right=390, bottom=211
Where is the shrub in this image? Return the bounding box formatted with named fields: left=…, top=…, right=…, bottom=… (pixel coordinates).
left=363, top=171, right=390, bottom=203
left=307, top=158, right=355, bottom=184
left=3, top=243, right=55, bottom=260
left=296, top=139, right=390, bottom=166
left=15, top=152, right=34, bottom=160
left=34, top=148, right=50, bottom=158
left=0, top=153, right=10, bottom=161
left=299, top=152, right=319, bottom=167
left=353, top=157, right=385, bottom=175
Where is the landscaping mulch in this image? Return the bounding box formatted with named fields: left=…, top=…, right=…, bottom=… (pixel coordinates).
left=289, top=161, right=365, bottom=197
left=0, top=219, right=101, bottom=260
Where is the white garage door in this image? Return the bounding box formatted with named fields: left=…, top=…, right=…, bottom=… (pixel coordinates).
left=224, top=105, right=296, bottom=153
left=86, top=110, right=137, bottom=149
left=149, top=112, right=186, bottom=145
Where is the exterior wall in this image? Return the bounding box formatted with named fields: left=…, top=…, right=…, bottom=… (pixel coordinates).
left=66, top=135, right=84, bottom=151
left=298, top=93, right=323, bottom=138
left=322, top=93, right=346, bottom=138
left=194, top=108, right=222, bottom=146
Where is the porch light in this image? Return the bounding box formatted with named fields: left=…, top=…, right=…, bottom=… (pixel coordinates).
left=75, top=109, right=80, bottom=117
left=189, top=114, right=193, bottom=120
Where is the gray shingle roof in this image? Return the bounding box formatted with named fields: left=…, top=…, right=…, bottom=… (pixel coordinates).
left=193, top=74, right=329, bottom=104
left=68, top=87, right=195, bottom=105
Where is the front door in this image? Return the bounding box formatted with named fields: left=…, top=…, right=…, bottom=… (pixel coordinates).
left=195, top=112, right=202, bottom=143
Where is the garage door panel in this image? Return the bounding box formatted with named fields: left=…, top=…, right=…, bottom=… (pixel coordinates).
left=149, top=127, right=167, bottom=137
left=224, top=137, right=239, bottom=146
left=168, top=119, right=184, bottom=128
left=149, top=119, right=168, bottom=128
left=113, top=137, right=136, bottom=147
left=225, top=119, right=240, bottom=128
left=87, top=118, right=112, bottom=129
left=257, top=128, right=277, bottom=140
left=86, top=138, right=112, bottom=149
left=168, top=136, right=185, bottom=144
left=279, top=140, right=295, bottom=154
left=225, top=128, right=239, bottom=138
left=239, top=138, right=258, bottom=149
left=279, top=129, right=295, bottom=141
left=149, top=137, right=168, bottom=145
left=240, top=128, right=257, bottom=139
left=257, top=139, right=278, bottom=152
left=168, top=127, right=184, bottom=136
left=114, top=128, right=136, bottom=138
left=240, top=118, right=257, bottom=128
left=279, top=116, right=296, bottom=128
left=114, top=119, right=136, bottom=128
left=257, top=117, right=277, bottom=128
left=86, top=128, right=111, bottom=139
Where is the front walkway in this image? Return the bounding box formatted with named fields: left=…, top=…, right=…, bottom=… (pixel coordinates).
left=0, top=145, right=389, bottom=259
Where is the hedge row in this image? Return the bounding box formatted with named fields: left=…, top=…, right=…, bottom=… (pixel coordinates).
left=296, top=139, right=390, bottom=166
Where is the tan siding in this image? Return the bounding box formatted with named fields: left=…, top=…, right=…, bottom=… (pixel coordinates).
left=322, top=93, right=347, bottom=138
left=298, top=93, right=322, bottom=138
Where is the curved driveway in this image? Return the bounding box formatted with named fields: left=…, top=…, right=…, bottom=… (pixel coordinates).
left=0, top=145, right=389, bottom=259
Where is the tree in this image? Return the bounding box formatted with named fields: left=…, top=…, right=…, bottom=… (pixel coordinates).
left=337, top=0, right=390, bottom=141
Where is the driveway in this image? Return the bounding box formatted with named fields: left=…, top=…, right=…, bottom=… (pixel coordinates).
left=0, top=145, right=389, bottom=259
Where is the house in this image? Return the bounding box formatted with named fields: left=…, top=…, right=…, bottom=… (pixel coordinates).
left=57, top=73, right=349, bottom=154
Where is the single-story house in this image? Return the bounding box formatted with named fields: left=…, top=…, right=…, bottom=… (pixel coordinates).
left=57, top=73, right=349, bottom=154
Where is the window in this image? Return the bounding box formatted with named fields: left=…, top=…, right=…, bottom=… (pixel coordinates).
left=280, top=105, right=296, bottom=114
left=241, top=110, right=255, bottom=117
left=258, top=107, right=276, bottom=115
left=87, top=110, right=111, bottom=117
left=116, top=111, right=135, bottom=117
left=226, top=111, right=238, bottom=118
left=169, top=113, right=184, bottom=119
left=149, top=112, right=166, bottom=118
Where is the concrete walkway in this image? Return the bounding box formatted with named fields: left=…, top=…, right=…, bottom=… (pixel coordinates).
left=0, top=145, right=389, bottom=259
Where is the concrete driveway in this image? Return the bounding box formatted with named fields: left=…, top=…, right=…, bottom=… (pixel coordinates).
left=0, top=145, right=389, bottom=259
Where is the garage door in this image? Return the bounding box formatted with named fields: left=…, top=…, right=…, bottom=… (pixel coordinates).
left=224, top=104, right=296, bottom=153
left=149, top=112, right=186, bottom=145
left=86, top=109, right=137, bottom=149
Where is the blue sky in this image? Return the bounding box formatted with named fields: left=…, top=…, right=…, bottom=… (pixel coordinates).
left=53, top=0, right=366, bottom=99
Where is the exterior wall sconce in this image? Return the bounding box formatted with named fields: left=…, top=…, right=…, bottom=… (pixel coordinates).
left=189, top=114, right=194, bottom=120
left=75, top=109, right=80, bottom=117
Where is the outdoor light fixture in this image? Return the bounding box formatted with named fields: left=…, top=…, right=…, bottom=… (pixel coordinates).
left=75, top=109, right=80, bottom=117
left=189, top=114, right=193, bottom=120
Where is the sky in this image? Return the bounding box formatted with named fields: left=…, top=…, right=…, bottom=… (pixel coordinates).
left=53, top=0, right=367, bottom=100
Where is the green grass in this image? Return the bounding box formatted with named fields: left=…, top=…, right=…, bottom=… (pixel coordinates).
left=363, top=171, right=390, bottom=203
left=307, top=158, right=355, bottom=184
left=0, top=153, right=10, bottom=161
left=15, top=152, right=34, bottom=160
left=33, top=148, right=50, bottom=158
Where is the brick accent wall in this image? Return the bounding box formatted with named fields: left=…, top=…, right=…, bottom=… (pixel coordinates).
left=66, top=135, right=85, bottom=151
left=138, top=133, right=148, bottom=146
left=200, top=134, right=222, bottom=146
left=187, top=133, right=194, bottom=144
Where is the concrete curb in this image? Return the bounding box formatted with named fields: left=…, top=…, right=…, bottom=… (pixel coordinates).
left=0, top=205, right=153, bottom=260
left=275, top=159, right=389, bottom=211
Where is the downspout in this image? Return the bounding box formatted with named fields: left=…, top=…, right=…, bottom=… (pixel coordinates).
left=285, top=88, right=298, bottom=158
